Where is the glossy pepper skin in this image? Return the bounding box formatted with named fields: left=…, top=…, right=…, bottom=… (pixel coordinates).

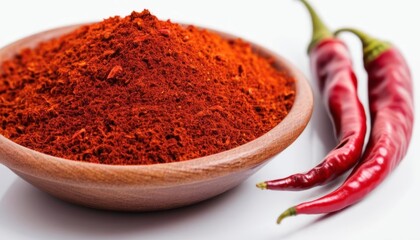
left=257, top=0, right=366, bottom=191
left=277, top=29, right=414, bottom=223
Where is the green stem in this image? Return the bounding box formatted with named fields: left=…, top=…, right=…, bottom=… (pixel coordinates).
left=256, top=182, right=267, bottom=190
left=334, top=28, right=392, bottom=64
left=277, top=207, right=297, bottom=224
left=297, top=0, right=333, bottom=53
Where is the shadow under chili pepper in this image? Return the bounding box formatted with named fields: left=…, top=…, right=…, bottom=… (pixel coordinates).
left=308, top=83, right=337, bottom=166
left=0, top=178, right=245, bottom=239
left=271, top=212, right=339, bottom=240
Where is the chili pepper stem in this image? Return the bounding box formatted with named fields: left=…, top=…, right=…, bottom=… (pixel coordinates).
left=277, top=207, right=297, bottom=224
left=297, top=0, right=333, bottom=53
left=256, top=182, right=267, bottom=190
left=334, top=28, right=391, bottom=64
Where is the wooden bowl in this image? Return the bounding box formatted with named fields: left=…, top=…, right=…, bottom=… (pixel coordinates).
left=0, top=24, right=313, bottom=211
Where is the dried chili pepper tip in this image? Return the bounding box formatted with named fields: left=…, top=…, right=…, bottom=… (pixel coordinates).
left=277, top=207, right=297, bottom=224
left=256, top=182, right=267, bottom=190
left=334, top=28, right=392, bottom=64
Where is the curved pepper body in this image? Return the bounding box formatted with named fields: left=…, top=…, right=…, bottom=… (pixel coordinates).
left=264, top=39, right=367, bottom=190
left=295, top=47, right=414, bottom=215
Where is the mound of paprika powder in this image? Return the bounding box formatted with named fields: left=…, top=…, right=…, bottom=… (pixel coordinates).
left=0, top=10, right=295, bottom=165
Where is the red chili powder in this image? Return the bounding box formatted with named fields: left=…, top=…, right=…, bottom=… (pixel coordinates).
left=0, top=10, right=295, bottom=165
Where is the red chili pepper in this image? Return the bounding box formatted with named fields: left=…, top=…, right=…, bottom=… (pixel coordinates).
left=256, top=0, right=366, bottom=191
left=276, top=29, right=414, bottom=224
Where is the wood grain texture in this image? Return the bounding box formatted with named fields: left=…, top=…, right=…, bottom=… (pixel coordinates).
left=0, top=24, right=313, bottom=211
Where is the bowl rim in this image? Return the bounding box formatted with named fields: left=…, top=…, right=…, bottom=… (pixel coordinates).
left=0, top=23, right=313, bottom=188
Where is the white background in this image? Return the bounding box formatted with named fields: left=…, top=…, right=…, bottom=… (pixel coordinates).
left=0, top=0, right=419, bottom=239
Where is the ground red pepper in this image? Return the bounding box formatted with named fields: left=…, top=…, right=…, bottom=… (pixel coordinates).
left=0, top=10, right=295, bottom=165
